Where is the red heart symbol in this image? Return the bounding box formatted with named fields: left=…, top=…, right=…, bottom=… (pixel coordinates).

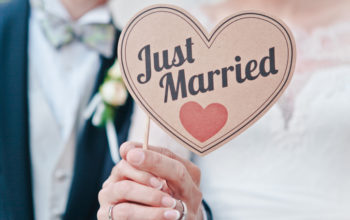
left=180, top=101, right=228, bottom=142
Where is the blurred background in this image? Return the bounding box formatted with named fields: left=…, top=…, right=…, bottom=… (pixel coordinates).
left=109, top=0, right=222, bottom=29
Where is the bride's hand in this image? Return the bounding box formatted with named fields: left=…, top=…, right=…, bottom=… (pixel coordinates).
left=97, top=142, right=203, bottom=220
left=98, top=158, right=180, bottom=219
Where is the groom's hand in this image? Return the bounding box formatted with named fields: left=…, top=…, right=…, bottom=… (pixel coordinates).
left=97, top=142, right=203, bottom=220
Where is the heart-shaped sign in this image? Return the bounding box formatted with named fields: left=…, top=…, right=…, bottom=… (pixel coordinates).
left=118, top=5, right=296, bottom=156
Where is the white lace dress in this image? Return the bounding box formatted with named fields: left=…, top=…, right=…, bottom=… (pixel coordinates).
left=128, top=21, right=350, bottom=219
left=195, top=21, right=350, bottom=219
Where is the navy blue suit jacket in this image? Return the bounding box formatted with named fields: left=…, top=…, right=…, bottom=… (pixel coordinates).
left=0, top=0, right=212, bottom=219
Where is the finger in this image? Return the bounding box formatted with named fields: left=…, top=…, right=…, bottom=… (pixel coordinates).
left=124, top=147, right=196, bottom=199
left=102, top=159, right=163, bottom=190
left=160, top=179, right=174, bottom=196
left=120, top=142, right=201, bottom=186
left=98, top=203, right=181, bottom=220
left=99, top=180, right=177, bottom=208
left=120, top=142, right=188, bottom=167
left=120, top=143, right=204, bottom=212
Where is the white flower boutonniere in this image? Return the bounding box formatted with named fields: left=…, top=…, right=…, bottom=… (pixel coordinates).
left=84, top=60, right=128, bottom=163
left=96, top=61, right=128, bottom=126
left=101, top=61, right=128, bottom=106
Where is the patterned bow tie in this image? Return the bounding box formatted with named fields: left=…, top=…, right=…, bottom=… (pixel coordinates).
left=39, top=12, right=116, bottom=58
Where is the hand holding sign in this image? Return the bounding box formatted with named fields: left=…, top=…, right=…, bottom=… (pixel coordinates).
left=99, top=142, right=203, bottom=220
left=119, top=5, right=296, bottom=156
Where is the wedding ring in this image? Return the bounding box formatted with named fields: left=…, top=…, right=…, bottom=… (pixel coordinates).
left=180, top=200, right=188, bottom=220
left=108, top=205, right=115, bottom=220
left=176, top=200, right=187, bottom=220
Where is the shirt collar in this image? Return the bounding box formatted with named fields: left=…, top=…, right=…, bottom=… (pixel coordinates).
left=30, top=0, right=111, bottom=25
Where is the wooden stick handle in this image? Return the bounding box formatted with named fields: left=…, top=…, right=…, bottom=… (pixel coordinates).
left=143, top=116, right=150, bottom=150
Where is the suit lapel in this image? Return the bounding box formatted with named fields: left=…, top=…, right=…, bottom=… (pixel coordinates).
left=0, top=0, right=34, bottom=219
left=63, top=29, right=134, bottom=220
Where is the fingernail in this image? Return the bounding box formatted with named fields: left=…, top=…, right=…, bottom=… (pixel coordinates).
left=120, top=142, right=135, bottom=154
left=164, top=210, right=180, bottom=220
left=127, top=149, right=144, bottom=166
left=161, top=197, right=176, bottom=208
left=150, top=177, right=163, bottom=189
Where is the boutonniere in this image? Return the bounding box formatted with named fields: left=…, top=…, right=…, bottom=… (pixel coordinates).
left=84, top=60, right=128, bottom=163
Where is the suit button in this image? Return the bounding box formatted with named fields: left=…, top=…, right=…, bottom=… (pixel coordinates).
left=54, top=169, right=68, bottom=181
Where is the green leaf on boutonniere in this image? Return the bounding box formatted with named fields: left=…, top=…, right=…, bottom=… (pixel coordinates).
left=98, top=104, right=116, bottom=128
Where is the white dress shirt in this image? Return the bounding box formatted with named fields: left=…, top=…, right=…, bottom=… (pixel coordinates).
left=28, top=1, right=111, bottom=219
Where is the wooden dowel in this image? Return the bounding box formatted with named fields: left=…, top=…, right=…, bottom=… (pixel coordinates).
left=143, top=116, right=150, bottom=150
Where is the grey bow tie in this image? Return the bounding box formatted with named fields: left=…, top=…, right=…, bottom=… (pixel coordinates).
left=39, top=12, right=116, bottom=58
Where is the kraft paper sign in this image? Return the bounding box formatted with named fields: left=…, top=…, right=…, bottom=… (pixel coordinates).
left=118, top=5, right=296, bottom=156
